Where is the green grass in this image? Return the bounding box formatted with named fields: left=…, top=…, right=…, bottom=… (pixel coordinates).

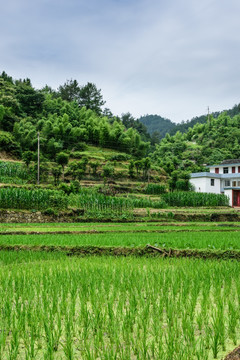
left=1, top=231, right=240, bottom=250
left=0, top=221, right=240, bottom=233
left=73, top=145, right=128, bottom=161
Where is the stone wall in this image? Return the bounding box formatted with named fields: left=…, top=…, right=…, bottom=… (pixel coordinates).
left=0, top=210, right=83, bottom=223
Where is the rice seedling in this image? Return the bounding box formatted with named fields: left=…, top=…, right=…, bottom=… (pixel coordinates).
left=1, top=230, right=240, bottom=250
left=0, top=255, right=238, bottom=359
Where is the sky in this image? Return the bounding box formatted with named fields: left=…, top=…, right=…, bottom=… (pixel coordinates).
left=1, top=0, right=240, bottom=123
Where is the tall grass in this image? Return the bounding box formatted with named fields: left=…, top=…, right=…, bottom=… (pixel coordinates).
left=162, top=191, right=229, bottom=207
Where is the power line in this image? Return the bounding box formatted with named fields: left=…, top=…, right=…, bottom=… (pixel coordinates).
left=37, top=132, right=40, bottom=184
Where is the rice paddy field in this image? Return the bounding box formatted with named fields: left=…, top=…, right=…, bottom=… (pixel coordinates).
left=0, top=221, right=239, bottom=359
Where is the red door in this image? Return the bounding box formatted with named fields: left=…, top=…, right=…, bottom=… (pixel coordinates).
left=215, top=168, right=219, bottom=174
left=233, top=190, right=240, bottom=206
left=232, top=167, right=235, bottom=173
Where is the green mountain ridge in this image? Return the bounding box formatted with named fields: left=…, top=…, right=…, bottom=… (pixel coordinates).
left=138, top=104, right=240, bottom=140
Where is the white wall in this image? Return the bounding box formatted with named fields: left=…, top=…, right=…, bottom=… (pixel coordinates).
left=190, top=178, right=207, bottom=192
left=209, top=166, right=239, bottom=174
left=224, top=189, right=232, bottom=206
left=190, top=177, right=221, bottom=193
left=209, top=166, right=224, bottom=174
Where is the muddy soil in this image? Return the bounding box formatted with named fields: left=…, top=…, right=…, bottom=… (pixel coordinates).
left=225, top=345, right=240, bottom=360
left=1, top=244, right=240, bottom=261
left=1, top=228, right=240, bottom=235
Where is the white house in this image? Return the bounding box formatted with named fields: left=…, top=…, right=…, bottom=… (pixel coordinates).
left=190, top=159, right=240, bottom=207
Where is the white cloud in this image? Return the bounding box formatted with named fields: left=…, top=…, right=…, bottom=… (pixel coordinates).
left=1, top=0, right=240, bottom=122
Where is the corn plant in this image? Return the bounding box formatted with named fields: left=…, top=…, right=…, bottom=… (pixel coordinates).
left=144, top=183, right=167, bottom=194
left=162, top=191, right=229, bottom=207
left=0, top=187, right=68, bottom=210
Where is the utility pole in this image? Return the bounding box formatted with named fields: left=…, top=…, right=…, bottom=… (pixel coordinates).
left=207, top=106, right=210, bottom=123
left=37, top=132, right=40, bottom=185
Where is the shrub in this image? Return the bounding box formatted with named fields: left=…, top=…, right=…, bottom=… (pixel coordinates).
left=0, top=131, right=21, bottom=157
left=102, top=164, right=114, bottom=178
left=43, top=208, right=58, bottom=216
left=110, top=154, right=131, bottom=161
left=70, top=149, right=87, bottom=159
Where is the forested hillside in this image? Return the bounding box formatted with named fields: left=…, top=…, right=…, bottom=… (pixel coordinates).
left=139, top=104, right=240, bottom=140
left=151, top=111, right=240, bottom=190
left=138, top=114, right=175, bottom=140
left=2, top=70, right=240, bottom=192
left=0, top=72, right=149, bottom=160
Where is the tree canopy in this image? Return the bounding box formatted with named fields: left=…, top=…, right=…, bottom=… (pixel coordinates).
left=0, top=71, right=150, bottom=160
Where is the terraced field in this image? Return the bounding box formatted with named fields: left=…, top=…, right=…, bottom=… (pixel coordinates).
left=0, top=221, right=239, bottom=359
left=1, top=222, right=240, bottom=252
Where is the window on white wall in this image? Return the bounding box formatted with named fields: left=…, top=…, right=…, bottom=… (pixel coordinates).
left=211, top=179, right=214, bottom=186
left=232, top=181, right=237, bottom=187
left=223, top=167, right=229, bottom=174
left=225, top=180, right=230, bottom=187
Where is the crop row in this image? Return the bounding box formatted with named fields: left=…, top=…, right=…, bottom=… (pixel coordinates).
left=0, top=161, right=28, bottom=180
left=1, top=231, right=240, bottom=250
left=162, top=191, right=229, bottom=207
left=0, top=187, right=68, bottom=210
left=0, top=186, right=230, bottom=212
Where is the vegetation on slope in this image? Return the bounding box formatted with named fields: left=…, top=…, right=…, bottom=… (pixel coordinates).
left=151, top=111, right=240, bottom=189
left=0, top=72, right=149, bottom=160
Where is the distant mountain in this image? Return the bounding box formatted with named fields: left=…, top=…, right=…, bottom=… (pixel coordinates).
left=139, top=104, right=240, bottom=140
left=138, top=115, right=175, bottom=139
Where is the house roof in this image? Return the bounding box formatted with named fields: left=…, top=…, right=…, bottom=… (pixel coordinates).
left=221, top=159, right=240, bottom=164
left=191, top=172, right=240, bottom=179
left=191, top=172, right=221, bottom=178
left=207, top=159, right=240, bottom=167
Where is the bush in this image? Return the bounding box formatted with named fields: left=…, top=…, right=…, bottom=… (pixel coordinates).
left=109, top=154, right=131, bottom=161
left=70, top=149, right=87, bottom=159
left=102, top=164, right=114, bottom=178
left=43, top=208, right=58, bottom=216
left=73, top=142, right=87, bottom=151
left=0, top=131, right=21, bottom=157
